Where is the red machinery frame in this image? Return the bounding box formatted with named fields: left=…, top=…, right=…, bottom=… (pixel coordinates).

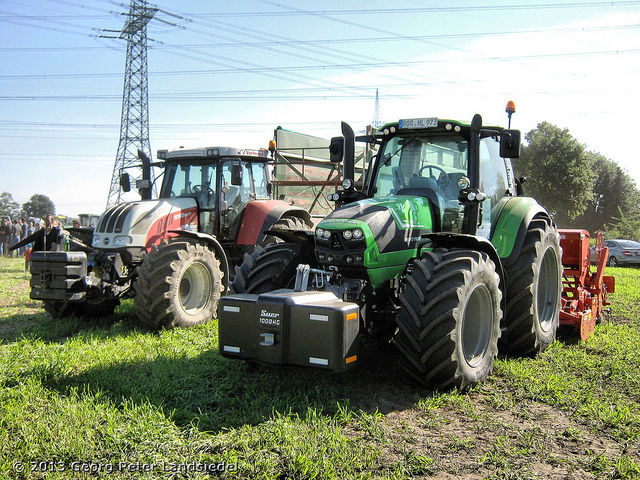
left=558, top=229, right=615, bottom=340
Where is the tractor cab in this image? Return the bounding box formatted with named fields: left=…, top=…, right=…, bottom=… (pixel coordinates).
left=364, top=118, right=519, bottom=239
left=157, top=146, right=271, bottom=241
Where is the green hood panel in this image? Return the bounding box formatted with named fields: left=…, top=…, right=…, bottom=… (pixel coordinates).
left=317, top=195, right=437, bottom=287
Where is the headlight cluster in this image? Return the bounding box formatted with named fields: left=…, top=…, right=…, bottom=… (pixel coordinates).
left=315, top=228, right=332, bottom=239
left=342, top=228, right=364, bottom=240
left=315, top=228, right=364, bottom=240
left=91, top=235, right=132, bottom=247
left=113, top=236, right=133, bottom=246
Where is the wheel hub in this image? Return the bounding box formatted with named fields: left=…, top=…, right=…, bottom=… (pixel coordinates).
left=462, top=284, right=493, bottom=367
left=179, top=262, right=213, bottom=315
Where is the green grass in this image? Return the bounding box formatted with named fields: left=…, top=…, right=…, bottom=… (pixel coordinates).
left=1, top=257, right=640, bottom=479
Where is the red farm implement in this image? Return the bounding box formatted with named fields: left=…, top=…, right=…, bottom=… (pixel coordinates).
left=558, top=229, right=615, bottom=341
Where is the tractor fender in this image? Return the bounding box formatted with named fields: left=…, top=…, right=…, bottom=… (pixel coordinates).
left=418, top=232, right=507, bottom=315
left=235, top=200, right=313, bottom=245
left=490, top=197, right=550, bottom=267
left=167, top=230, right=230, bottom=293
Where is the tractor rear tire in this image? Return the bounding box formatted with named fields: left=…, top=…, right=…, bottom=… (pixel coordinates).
left=135, top=238, right=224, bottom=329
left=502, top=217, right=562, bottom=356
left=395, top=249, right=502, bottom=390
left=230, top=242, right=315, bottom=294
left=261, top=214, right=312, bottom=247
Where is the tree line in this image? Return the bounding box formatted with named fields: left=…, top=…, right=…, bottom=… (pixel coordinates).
left=514, top=121, right=639, bottom=240
left=0, top=192, right=56, bottom=221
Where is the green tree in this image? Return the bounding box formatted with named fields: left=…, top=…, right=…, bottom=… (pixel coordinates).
left=605, top=206, right=640, bottom=241
left=571, top=152, right=640, bottom=234
left=21, top=194, right=55, bottom=219
left=514, top=122, right=593, bottom=226
left=0, top=192, right=21, bottom=219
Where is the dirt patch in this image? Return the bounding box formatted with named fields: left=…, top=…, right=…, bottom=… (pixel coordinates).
left=0, top=317, right=33, bottom=339
left=343, top=388, right=624, bottom=479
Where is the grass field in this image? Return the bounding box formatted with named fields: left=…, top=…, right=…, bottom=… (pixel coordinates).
left=1, top=256, right=639, bottom=479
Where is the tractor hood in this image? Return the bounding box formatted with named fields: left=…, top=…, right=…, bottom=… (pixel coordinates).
left=319, top=196, right=436, bottom=254
left=315, top=195, right=438, bottom=287
left=92, top=197, right=198, bottom=251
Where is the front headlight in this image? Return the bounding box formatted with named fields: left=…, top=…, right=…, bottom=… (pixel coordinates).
left=92, top=235, right=100, bottom=247
left=113, top=236, right=133, bottom=247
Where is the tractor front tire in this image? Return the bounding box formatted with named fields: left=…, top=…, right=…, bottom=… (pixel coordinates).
left=231, top=242, right=315, bottom=294
left=43, top=300, right=79, bottom=319
left=503, top=217, right=562, bottom=356
left=395, top=249, right=502, bottom=390
left=135, top=239, right=223, bottom=329
left=43, top=297, right=119, bottom=319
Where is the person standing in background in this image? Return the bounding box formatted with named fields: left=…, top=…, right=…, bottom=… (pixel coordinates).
left=0, top=219, right=10, bottom=256
left=9, top=219, right=20, bottom=257
left=19, top=218, right=27, bottom=255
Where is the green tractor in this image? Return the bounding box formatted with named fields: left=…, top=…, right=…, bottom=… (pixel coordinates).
left=219, top=109, right=562, bottom=390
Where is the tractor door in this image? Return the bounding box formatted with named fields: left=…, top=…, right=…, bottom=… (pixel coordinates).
left=219, top=159, right=270, bottom=241
left=161, top=161, right=217, bottom=235
left=478, top=138, right=516, bottom=239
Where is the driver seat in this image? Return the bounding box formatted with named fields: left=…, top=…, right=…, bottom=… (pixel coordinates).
left=408, top=174, right=439, bottom=191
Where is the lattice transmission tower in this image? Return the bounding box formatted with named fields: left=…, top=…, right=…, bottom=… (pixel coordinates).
left=104, top=0, right=158, bottom=208
left=372, top=88, right=382, bottom=129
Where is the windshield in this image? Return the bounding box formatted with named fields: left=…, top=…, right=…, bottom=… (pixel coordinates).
left=160, top=159, right=270, bottom=201
left=162, top=162, right=216, bottom=199
left=372, top=133, right=513, bottom=237
left=374, top=134, right=467, bottom=199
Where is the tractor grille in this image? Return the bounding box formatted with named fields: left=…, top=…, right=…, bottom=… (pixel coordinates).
left=96, top=203, right=138, bottom=234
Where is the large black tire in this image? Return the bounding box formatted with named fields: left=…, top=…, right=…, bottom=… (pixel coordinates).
left=230, top=242, right=315, bottom=294
left=261, top=214, right=312, bottom=247
left=43, top=297, right=119, bottom=319
left=502, top=217, right=562, bottom=356
left=43, top=300, right=79, bottom=319
left=75, top=296, right=119, bottom=318
left=134, top=239, right=224, bottom=329
left=395, top=249, right=502, bottom=390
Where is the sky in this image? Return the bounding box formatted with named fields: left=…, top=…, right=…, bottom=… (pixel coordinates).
left=1, top=0, right=640, bottom=218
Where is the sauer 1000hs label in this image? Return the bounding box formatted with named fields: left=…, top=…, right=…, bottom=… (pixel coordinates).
left=259, top=310, right=281, bottom=328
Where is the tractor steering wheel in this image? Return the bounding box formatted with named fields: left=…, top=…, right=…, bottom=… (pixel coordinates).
left=418, top=165, right=449, bottom=186
left=192, top=184, right=214, bottom=196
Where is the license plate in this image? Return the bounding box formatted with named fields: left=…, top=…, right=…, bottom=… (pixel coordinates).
left=399, top=117, right=438, bottom=129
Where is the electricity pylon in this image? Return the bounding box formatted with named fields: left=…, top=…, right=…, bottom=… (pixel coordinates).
left=372, top=88, right=382, bottom=129
left=104, top=0, right=157, bottom=208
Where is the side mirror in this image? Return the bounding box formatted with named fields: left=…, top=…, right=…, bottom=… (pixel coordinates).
left=120, top=173, right=131, bottom=192
left=329, top=136, right=343, bottom=163
left=500, top=129, right=521, bottom=158
left=231, top=163, right=243, bottom=186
